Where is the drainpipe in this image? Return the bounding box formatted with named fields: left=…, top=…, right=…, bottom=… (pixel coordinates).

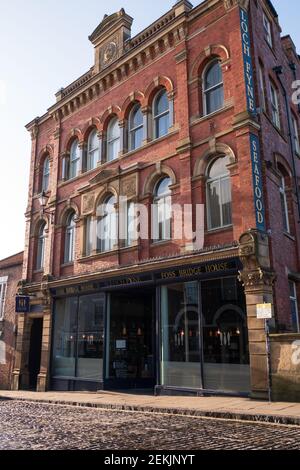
left=273, top=66, right=300, bottom=222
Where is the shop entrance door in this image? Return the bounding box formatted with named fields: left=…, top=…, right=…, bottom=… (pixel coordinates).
left=28, top=318, right=43, bottom=390
left=106, top=289, right=156, bottom=390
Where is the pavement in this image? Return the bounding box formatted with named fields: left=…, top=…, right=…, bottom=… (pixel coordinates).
left=1, top=389, right=300, bottom=426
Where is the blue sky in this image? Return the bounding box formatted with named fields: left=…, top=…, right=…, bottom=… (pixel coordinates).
left=0, top=0, right=298, bottom=260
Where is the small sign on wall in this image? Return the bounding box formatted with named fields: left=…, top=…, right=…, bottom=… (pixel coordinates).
left=256, top=303, right=273, bottom=319
left=15, top=296, right=30, bottom=313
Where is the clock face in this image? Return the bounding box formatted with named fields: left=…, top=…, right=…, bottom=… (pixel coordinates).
left=103, top=42, right=117, bottom=64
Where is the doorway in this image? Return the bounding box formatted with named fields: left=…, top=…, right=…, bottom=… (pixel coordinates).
left=106, top=289, right=156, bottom=390
left=28, top=318, right=43, bottom=390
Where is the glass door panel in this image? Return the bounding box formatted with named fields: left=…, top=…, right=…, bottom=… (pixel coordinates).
left=201, top=277, right=250, bottom=393
left=107, top=291, right=155, bottom=386
left=161, top=282, right=201, bottom=388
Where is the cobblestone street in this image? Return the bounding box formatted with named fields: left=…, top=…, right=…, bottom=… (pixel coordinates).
left=0, top=399, right=300, bottom=450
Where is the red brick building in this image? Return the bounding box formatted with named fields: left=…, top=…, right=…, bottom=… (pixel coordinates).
left=0, top=252, right=23, bottom=389
left=12, top=0, right=300, bottom=399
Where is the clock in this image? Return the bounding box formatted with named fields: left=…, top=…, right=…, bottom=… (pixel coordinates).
left=103, top=41, right=117, bottom=64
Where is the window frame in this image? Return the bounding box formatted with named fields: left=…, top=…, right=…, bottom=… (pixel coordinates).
left=70, top=140, right=80, bottom=179
left=97, top=195, right=117, bottom=253
left=129, top=104, right=144, bottom=151
left=42, top=156, right=50, bottom=192
left=263, top=12, right=273, bottom=48
left=289, top=280, right=300, bottom=332
left=0, top=276, right=8, bottom=321
left=64, top=213, right=76, bottom=264
left=36, top=222, right=46, bottom=271
left=87, top=129, right=99, bottom=171
left=270, top=82, right=281, bottom=129
left=153, top=89, right=170, bottom=140
left=106, top=118, right=120, bottom=162
left=258, top=62, right=266, bottom=112
left=292, top=115, right=300, bottom=156
left=152, top=177, right=172, bottom=242
left=206, top=156, right=233, bottom=231
left=279, top=175, right=290, bottom=234
left=203, top=59, right=224, bottom=116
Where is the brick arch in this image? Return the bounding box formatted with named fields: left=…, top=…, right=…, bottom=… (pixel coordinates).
left=193, top=143, right=236, bottom=177
left=58, top=202, right=80, bottom=226
left=65, top=128, right=84, bottom=152
left=144, top=76, right=174, bottom=106
left=37, top=145, right=53, bottom=167
left=275, top=154, right=293, bottom=179
left=120, top=91, right=145, bottom=120
left=190, top=44, right=230, bottom=80
left=82, top=118, right=101, bottom=141
left=100, top=105, right=122, bottom=131
left=31, top=215, right=49, bottom=237
left=143, top=164, right=177, bottom=196
left=94, top=187, right=119, bottom=215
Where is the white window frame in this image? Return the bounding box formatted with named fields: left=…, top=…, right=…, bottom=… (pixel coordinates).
left=0, top=276, right=8, bottom=321
left=292, top=115, right=300, bottom=155
left=70, top=140, right=80, bottom=179
left=259, top=63, right=266, bottom=112
left=98, top=196, right=117, bottom=252
left=270, top=83, right=280, bottom=129
left=125, top=201, right=136, bottom=247
left=152, top=178, right=172, bottom=242
left=289, top=280, right=300, bottom=332
left=87, top=130, right=99, bottom=171
left=129, top=104, right=143, bottom=151
left=107, top=118, right=120, bottom=162
left=279, top=175, right=290, bottom=234
left=42, top=157, right=50, bottom=192
left=263, top=13, right=273, bottom=48
left=153, top=90, right=170, bottom=140
left=36, top=223, right=46, bottom=271
left=203, top=59, right=224, bottom=116
left=64, top=213, right=76, bottom=264
left=206, top=158, right=232, bottom=231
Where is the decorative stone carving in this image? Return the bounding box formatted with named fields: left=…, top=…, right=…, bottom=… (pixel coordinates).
left=120, top=175, right=137, bottom=198
left=82, top=192, right=96, bottom=215
left=89, top=168, right=120, bottom=185
left=238, top=229, right=276, bottom=289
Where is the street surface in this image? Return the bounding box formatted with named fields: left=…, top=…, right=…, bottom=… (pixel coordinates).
left=0, top=399, right=300, bottom=450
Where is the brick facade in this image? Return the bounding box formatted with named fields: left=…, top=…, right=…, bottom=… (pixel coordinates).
left=0, top=252, right=23, bottom=389
left=12, top=0, right=300, bottom=398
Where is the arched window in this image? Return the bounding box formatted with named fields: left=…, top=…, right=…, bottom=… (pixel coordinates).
left=70, top=139, right=80, bottom=179
left=203, top=59, right=224, bottom=115
left=153, top=89, right=170, bottom=139
left=279, top=173, right=290, bottom=233
left=153, top=177, right=172, bottom=242
left=42, top=156, right=50, bottom=192
left=129, top=104, right=143, bottom=151
left=207, top=156, right=232, bottom=230
left=87, top=130, right=99, bottom=171
left=64, top=212, right=76, bottom=263
left=126, top=201, right=136, bottom=247
left=36, top=222, right=46, bottom=270
left=107, top=118, right=120, bottom=162
left=97, top=195, right=117, bottom=252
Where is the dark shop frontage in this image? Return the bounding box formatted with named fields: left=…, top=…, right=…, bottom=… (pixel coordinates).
left=50, top=258, right=250, bottom=396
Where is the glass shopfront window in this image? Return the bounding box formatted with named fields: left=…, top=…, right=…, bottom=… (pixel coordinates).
left=201, top=277, right=250, bottom=393
left=160, top=276, right=250, bottom=394
left=52, top=293, right=104, bottom=382
left=161, top=282, right=201, bottom=389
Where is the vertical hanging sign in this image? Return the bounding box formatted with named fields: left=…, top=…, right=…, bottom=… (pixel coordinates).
left=250, top=134, right=266, bottom=231
left=240, top=7, right=256, bottom=115
left=240, top=7, right=266, bottom=231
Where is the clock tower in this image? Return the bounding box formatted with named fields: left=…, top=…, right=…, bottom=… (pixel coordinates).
left=89, top=9, right=133, bottom=73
